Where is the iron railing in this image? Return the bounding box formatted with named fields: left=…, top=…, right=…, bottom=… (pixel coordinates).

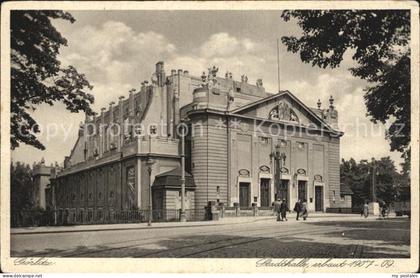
left=11, top=208, right=207, bottom=227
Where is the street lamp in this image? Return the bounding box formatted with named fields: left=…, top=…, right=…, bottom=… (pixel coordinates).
left=270, top=144, right=286, bottom=201
left=146, top=157, right=155, bottom=226
left=368, top=157, right=379, bottom=202
left=179, top=118, right=189, bottom=222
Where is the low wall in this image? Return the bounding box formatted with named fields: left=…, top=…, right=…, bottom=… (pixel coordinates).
left=222, top=207, right=275, bottom=217
left=326, top=207, right=354, bottom=214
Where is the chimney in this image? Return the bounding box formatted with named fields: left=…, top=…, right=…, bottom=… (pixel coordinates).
left=128, top=89, right=135, bottom=119
left=118, top=96, right=125, bottom=150
left=155, top=61, right=166, bottom=87
left=109, top=102, right=115, bottom=123
left=100, top=107, right=106, bottom=156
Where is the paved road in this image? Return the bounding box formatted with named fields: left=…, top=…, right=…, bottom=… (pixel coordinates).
left=10, top=216, right=410, bottom=258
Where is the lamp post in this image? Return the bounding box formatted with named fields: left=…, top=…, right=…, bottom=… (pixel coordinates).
left=179, top=119, right=187, bottom=222
left=271, top=144, right=286, bottom=201
left=146, top=157, right=155, bottom=226
left=369, top=158, right=379, bottom=202
left=367, top=157, right=379, bottom=215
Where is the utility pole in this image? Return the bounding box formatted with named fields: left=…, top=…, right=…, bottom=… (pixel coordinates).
left=277, top=38, right=281, bottom=92
left=180, top=121, right=186, bottom=222
left=371, top=158, right=377, bottom=202
left=147, top=163, right=153, bottom=226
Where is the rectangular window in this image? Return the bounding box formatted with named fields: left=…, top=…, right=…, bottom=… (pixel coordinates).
left=260, top=137, right=269, bottom=144
left=126, top=166, right=136, bottom=208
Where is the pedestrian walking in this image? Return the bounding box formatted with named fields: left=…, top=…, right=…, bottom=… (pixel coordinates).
left=381, top=202, right=388, bottom=218
left=280, top=199, right=289, bottom=221
left=293, top=199, right=302, bottom=220
left=301, top=199, right=308, bottom=220
left=363, top=201, right=369, bottom=218
left=273, top=198, right=282, bottom=221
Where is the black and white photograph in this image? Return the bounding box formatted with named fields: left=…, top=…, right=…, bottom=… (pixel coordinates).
left=1, top=1, right=418, bottom=274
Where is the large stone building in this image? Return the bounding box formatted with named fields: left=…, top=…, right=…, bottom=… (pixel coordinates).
left=50, top=62, right=350, bottom=222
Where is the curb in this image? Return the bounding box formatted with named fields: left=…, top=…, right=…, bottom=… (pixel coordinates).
left=11, top=214, right=398, bottom=235
left=11, top=217, right=270, bottom=235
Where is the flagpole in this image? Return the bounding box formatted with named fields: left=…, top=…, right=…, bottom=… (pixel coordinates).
left=277, top=38, right=280, bottom=92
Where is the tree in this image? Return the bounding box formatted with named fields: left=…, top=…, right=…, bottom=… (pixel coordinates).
left=11, top=10, right=94, bottom=150
left=340, top=158, right=370, bottom=207
left=340, top=157, right=399, bottom=208
left=11, top=162, right=34, bottom=212
left=281, top=10, right=411, bottom=161
left=374, top=157, right=398, bottom=205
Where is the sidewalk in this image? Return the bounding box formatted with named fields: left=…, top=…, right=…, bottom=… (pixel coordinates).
left=10, top=212, right=390, bottom=235
left=11, top=215, right=270, bottom=235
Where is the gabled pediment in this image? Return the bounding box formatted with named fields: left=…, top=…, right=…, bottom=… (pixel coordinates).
left=231, top=90, right=341, bottom=134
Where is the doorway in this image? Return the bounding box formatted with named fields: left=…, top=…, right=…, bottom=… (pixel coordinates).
left=315, top=186, right=324, bottom=211
left=239, top=183, right=250, bottom=208
left=276, top=179, right=289, bottom=206
left=260, top=179, right=270, bottom=207
left=298, top=180, right=307, bottom=201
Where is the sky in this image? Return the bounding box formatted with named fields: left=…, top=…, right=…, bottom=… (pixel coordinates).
left=11, top=10, right=404, bottom=170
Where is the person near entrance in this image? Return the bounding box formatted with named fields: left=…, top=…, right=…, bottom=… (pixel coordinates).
left=363, top=201, right=369, bottom=218
left=293, top=199, right=302, bottom=220
left=301, top=199, right=308, bottom=220
left=273, top=197, right=282, bottom=221
left=280, top=199, right=289, bottom=221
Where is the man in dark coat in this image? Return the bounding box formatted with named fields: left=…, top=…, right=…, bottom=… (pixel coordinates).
left=294, top=199, right=302, bottom=220
left=301, top=199, right=308, bottom=220
left=273, top=198, right=282, bottom=221
left=280, top=199, right=289, bottom=221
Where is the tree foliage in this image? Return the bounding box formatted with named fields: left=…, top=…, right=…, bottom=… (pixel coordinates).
left=11, top=162, right=34, bottom=212
left=340, top=157, right=406, bottom=208
left=281, top=10, right=411, bottom=159
left=11, top=10, right=94, bottom=150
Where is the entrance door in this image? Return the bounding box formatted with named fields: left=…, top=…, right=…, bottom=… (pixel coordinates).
left=315, top=186, right=323, bottom=211
left=298, top=180, right=307, bottom=201
left=260, top=179, right=270, bottom=207
left=276, top=180, right=289, bottom=206
left=239, top=183, right=250, bottom=208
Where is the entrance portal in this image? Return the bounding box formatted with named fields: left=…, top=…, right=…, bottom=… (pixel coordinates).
left=260, top=179, right=270, bottom=207
left=298, top=180, right=307, bottom=201
left=315, top=186, right=324, bottom=211
left=239, top=183, right=250, bottom=208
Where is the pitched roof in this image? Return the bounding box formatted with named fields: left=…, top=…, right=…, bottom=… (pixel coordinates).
left=231, top=90, right=342, bottom=134
left=155, top=168, right=193, bottom=178
left=153, top=167, right=195, bottom=189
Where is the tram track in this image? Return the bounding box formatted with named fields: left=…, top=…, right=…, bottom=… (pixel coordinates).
left=61, top=224, right=344, bottom=257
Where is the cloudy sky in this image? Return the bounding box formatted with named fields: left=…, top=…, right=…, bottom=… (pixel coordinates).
left=11, top=10, right=403, bottom=169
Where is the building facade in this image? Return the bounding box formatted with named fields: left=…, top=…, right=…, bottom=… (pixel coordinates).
left=50, top=62, right=350, bottom=222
